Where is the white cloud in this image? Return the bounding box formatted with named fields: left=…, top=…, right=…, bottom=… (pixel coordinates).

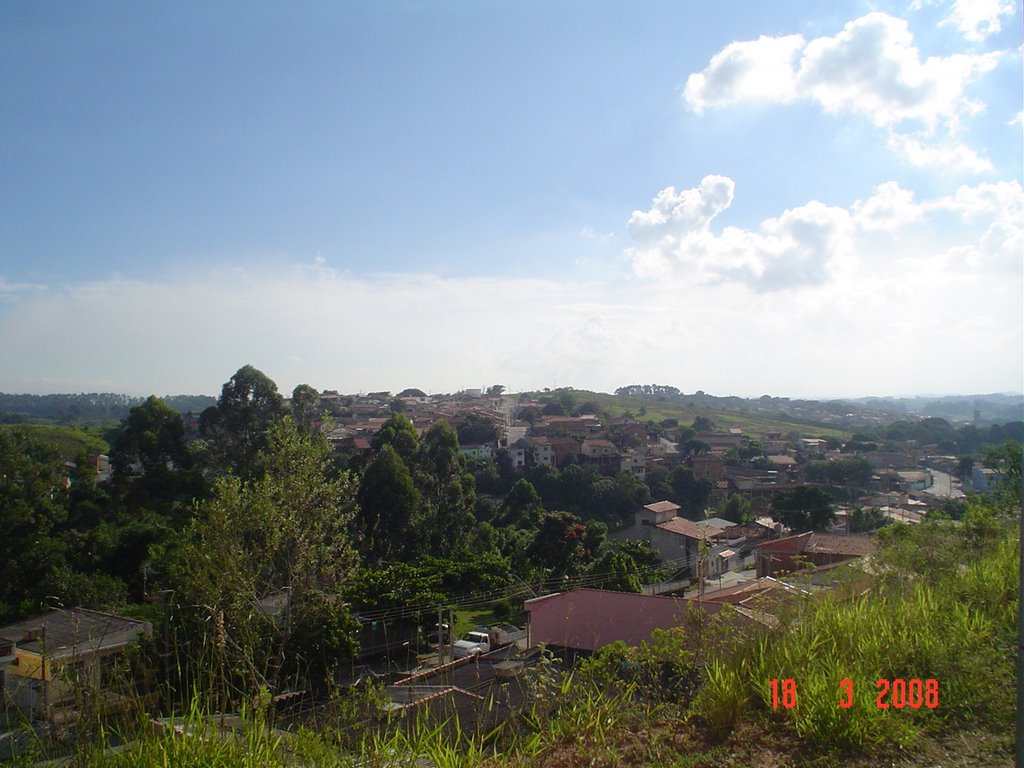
left=886, top=131, right=994, bottom=173
left=943, top=0, right=1016, bottom=42
left=797, top=14, right=998, bottom=129
left=627, top=175, right=734, bottom=240
left=941, top=178, right=1024, bottom=219
left=0, top=277, right=46, bottom=301
left=683, top=35, right=804, bottom=113
left=628, top=175, right=1023, bottom=286
left=851, top=181, right=924, bottom=231
left=938, top=180, right=1024, bottom=270
left=683, top=12, right=1003, bottom=172
left=579, top=226, right=615, bottom=243
left=622, top=176, right=1021, bottom=394
left=628, top=176, right=852, bottom=290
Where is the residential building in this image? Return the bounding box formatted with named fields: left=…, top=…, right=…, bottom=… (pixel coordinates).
left=798, top=438, right=828, bottom=456
left=506, top=445, right=526, bottom=470
left=612, top=501, right=726, bottom=578
left=754, top=533, right=876, bottom=578
left=580, top=439, right=621, bottom=473
left=517, top=437, right=555, bottom=468
left=547, top=437, right=583, bottom=467
left=1, top=608, right=152, bottom=723
left=459, top=444, right=495, bottom=461
left=620, top=448, right=647, bottom=480
left=689, top=454, right=726, bottom=482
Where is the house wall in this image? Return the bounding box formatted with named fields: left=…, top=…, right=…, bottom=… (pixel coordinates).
left=648, top=526, right=698, bottom=567
left=507, top=447, right=526, bottom=469
left=526, top=589, right=720, bottom=652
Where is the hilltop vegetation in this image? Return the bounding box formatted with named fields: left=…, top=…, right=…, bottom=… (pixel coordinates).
left=0, top=423, right=110, bottom=461
left=525, top=387, right=850, bottom=438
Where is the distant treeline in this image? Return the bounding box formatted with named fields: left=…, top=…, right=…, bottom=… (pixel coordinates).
left=843, top=394, right=1024, bottom=424
left=0, top=392, right=215, bottom=423
left=850, top=417, right=1023, bottom=454
left=612, top=384, right=1024, bottom=426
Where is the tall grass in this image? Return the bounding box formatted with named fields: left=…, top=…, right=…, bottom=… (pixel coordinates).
left=693, top=521, right=1019, bottom=750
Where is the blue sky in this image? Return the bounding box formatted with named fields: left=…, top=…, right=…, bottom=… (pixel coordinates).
left=1, top=1, right=1021, bottom=398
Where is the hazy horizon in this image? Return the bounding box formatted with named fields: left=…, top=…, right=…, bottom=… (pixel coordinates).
left=1, top=382, right=1021, bottom=404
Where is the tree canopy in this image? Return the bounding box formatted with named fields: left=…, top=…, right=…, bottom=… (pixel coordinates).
left=771, top=485, right=835, bottom=532
left=200, top=365, right=286, bottom=477
left=355, top=444, right=420, bottom=564
left=169, top=417, right=360, bottom=693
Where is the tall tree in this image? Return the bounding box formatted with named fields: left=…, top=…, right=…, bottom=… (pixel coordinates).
left=290, top=384, right=321, bottom=435
left=720, top=493, right=752, bottom=524
left=591, top=472, right=651, bottom=526
left=645, top=466, right=674, bottom=501
left=370, top=412, right=419, bottom=461
left=355, top=444, right=421, bottom=563
left=416, top=421, right=477, bottom=556
left=670, top=466, right=712, bottom=513
left=169, top=417, right=360, bottom=695
left=200, top=365, right=286, bottom=477
left=586, top=550, right=643, bottom=593
left=692, top=416, right=715, bottom=432
left=456, top=413, right=498, bottom=445
left=981, top=440, right=1023, bottom=510
left=772, top=485, right=835, bottom=532
left=111, top=395, right=192, bottom=477
left=498, top=478, right=543, bottom=526
left=0, top=430, right=69, bottom=621
left=527, top=510, right=590, bottom=577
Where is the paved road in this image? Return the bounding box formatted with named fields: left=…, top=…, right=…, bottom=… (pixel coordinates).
left=922, top=467, right=965, bottom=500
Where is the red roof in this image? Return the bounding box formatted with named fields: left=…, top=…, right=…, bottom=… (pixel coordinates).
left=806, top=534, right=877, bottom=556
left=657, top=517, right=716, bottom=540
left=644, top=500, right=681, bottom=515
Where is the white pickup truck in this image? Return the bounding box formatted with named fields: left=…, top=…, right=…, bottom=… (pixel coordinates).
left=451, top=624, right=524, bottom=658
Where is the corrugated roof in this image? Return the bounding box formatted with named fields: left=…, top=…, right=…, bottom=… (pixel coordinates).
left=0, top=608, right=150, bottom=657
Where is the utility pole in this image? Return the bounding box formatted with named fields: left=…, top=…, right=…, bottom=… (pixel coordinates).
left=437, top=606, right=444, bottom=667
left=41, top=625, right=48, bottom=723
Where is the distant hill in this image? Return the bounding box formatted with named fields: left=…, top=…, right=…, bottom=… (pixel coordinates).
left=522, top=388, right=851, bottom=437
left=0, top=423, right=110, bottom=461
left=0, top=392, right=216, bottom=424
left=841, top=393, right=1024, bottom=425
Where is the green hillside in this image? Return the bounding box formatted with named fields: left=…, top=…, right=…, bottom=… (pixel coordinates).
left=0, top=423, right=111, bottom=461
left=523, top=388, right=848, bottom=438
